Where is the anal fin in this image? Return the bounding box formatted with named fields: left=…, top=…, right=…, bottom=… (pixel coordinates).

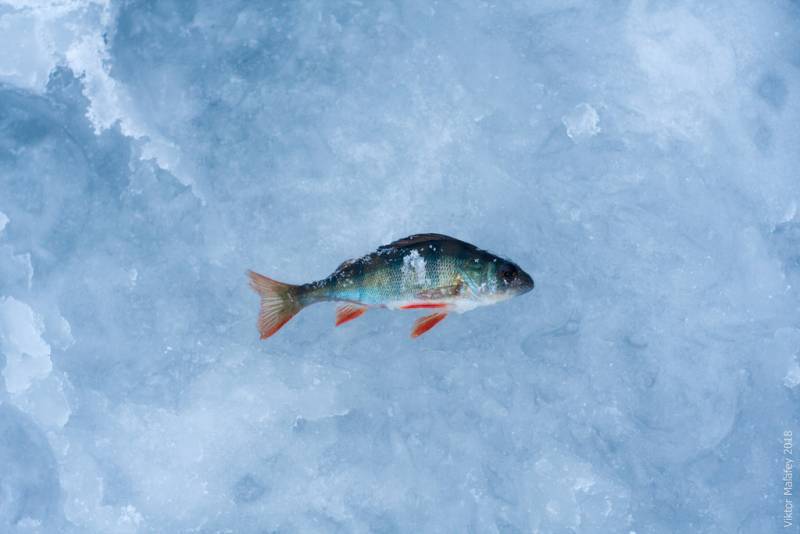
left=411, top=312, right=447, bottom=338
left=335, top=304, right=368, bottom=326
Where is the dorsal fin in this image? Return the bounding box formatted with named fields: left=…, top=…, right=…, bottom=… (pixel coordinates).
left=379, top=233, right=471, bottom=250
left=335, top=258, right=358, bottom=271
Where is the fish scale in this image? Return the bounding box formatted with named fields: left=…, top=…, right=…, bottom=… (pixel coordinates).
left=325, top=251, right=463, bottom=305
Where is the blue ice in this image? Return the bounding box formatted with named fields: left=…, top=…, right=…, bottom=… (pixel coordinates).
left=0, top=1, right=798, bottom=532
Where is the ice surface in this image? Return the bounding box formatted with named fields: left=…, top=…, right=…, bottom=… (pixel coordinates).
left=0, top=0, right=799, bottom=532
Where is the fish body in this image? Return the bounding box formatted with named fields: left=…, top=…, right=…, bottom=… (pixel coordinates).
left=248, top=233, right=533, bottom=339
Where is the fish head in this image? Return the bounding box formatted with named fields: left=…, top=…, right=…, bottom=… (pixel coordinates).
left=484, top=257, right=534, bottom=300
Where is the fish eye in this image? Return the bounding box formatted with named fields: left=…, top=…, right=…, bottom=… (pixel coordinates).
left=500, top=266, right=517, bottom=283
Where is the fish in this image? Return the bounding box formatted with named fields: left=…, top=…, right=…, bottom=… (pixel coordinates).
left=247, top=233, right=534, bottom=339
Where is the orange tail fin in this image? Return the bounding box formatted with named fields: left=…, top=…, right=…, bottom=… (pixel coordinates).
left=247, top=270, right=303, bottom=339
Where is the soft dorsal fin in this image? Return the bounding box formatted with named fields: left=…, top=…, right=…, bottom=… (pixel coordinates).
left=379, top=233, right=467, bottom=250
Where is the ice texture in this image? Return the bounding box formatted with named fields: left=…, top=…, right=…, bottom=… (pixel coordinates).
left=0, top=0, right=799, bottom=532
left=1, top=297, right=52, bottom=394
left=562, top=103, right=600, bottom=141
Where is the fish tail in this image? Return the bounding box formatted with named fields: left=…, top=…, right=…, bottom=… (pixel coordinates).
left=247, top=270, right=306, bottom=339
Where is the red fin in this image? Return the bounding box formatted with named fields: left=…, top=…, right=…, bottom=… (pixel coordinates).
left=247, top=270, right=303, bottom=339
left=335, top=304, right=367, bottom=326
left=400, top=303, right=448, bottom=309
left=411, top=312, right=447, bottom=338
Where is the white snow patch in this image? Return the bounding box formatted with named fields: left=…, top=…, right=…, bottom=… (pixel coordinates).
left=118, top=504, right=143, bottom=527
left=784, top=361, right=800, bottom=388
left=0, top=247, right=36, bottom=289
left=401, top=249, right=428, bottom=284
left=48, top=313, right=74, bottom=351
left=562, top=103, right=601, bottom=141
left=782, top=201, right=797, bottom=223
left=0, top=296, right=52, bottom=394
left=128, top=268, right=138, bottom=288
left=14, top=251, right=34, bottom=289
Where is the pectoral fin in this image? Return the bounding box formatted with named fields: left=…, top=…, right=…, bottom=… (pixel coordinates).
left=335, top=304, right=368, bottom=326
left=410, top=312, right=448, bottom=338
left=416, top=277, right=463, bottom=300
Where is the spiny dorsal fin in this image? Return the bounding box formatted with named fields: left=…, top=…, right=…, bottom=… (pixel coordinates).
left=379, top=233, right=470, bottom=250
left=335, top=258, right=358, bottom=271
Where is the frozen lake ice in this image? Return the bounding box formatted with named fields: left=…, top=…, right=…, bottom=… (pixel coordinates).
left=0, top=0, right=799, bottom=532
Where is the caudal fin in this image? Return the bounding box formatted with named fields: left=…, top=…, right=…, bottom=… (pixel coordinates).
left=247, top=270, right=303, bottom=339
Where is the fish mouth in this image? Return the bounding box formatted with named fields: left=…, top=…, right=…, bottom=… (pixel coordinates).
left=516, top=270, right=534, bottom=294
